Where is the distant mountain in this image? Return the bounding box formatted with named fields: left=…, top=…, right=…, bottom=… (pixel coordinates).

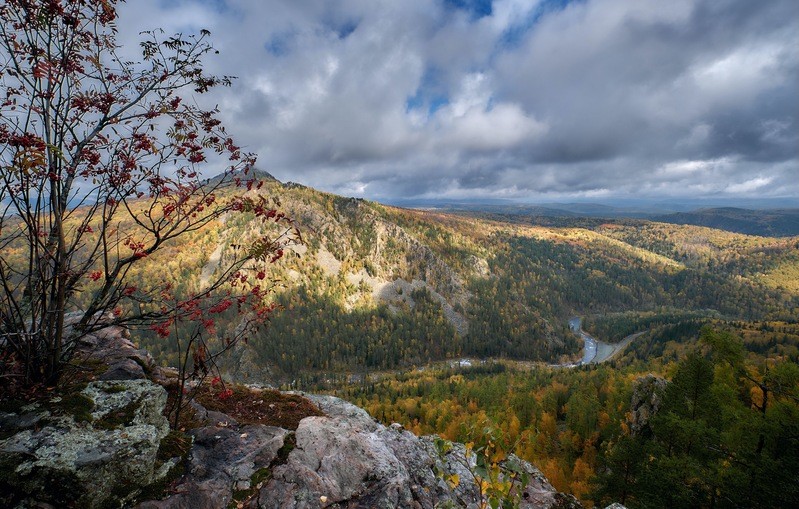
left=433, top=201, right=799, bottom=237
left=413, top=202, right=654, bottom=218
left=652, top=207, right=799, bottom=237
left=203, top=167, right=278, bottom=186
left=437, top=203, right=580, bottom=217
left=537, top=202, right=670, bottom=217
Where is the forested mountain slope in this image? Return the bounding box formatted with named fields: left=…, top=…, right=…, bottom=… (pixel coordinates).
left=117, top=176, right=799, bottom=383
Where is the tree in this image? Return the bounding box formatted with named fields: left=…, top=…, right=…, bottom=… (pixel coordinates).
left=700, top=327, right=799, bottom=507
left=591, top=435, right=646, bottom=507
left=0, top=0, right=295, bottom=390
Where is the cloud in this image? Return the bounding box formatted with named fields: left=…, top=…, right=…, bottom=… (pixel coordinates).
left=726, top=176, right=774, bottom=194
left=115, top=0, right=799, bottom=203
left=432, top=73, right=548, bottom=151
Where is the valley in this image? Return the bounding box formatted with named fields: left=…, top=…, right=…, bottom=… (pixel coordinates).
left=101, top=175, right=798, bottom=385
left=120, top=177, right=797, bottom=379
left=13, top=174, right=795, bottom=508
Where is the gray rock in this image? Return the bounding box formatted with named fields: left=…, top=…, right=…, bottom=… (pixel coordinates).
left=259, top=416, right=414, bottom=508
left=188, top=399, right=239, bottom=428
left=0, top=409, right=46, bottom=432
left=75, top=324, right=157, bottom=381
left=83, top=380, right=169, bottom=429
left=100, top=357, right=147, bottom=380
left=426, top=439, right=482, bottom=507
left=507, top=454, right=581, bottom=509
left=630, top=374, right=667, bottom=437
left=302, top=393, right=378, bottom=431
left=244, top=398, right=578, bottom=509
left=379, top=429, right=449, bottom=507
left=137, top=424, right=289, bottom=509
left=0, top=379, right=169, bottom=509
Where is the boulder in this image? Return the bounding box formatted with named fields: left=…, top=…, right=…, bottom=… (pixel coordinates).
left=302, top=393, right=378, bottom=431
left=251, top=402, right=577, bottom=508
left=76, top=325, right=156, bottom=381
left=256, top=416, right=441, bottom=508
left=0, top=379, right=170, bottom=509
left=137, top=424, right=290, bottom=509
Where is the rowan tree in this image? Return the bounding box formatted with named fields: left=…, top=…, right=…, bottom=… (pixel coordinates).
left=0, top=0, right=295, bottom=389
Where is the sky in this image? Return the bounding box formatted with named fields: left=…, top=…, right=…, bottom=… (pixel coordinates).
left=117, top=0, right=799, bottom=205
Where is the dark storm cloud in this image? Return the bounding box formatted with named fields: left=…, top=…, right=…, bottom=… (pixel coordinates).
left=118, top=0, right=799, bottom=202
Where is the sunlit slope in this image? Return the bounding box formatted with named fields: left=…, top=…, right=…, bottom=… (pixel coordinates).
left=593, top=221, right=799, bottom=293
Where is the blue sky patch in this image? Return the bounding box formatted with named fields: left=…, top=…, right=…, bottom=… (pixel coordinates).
left=499, top=0, right=584, bottom=48
left=160, top=0, right=229, bottom=12
left=334, top=19, right=359, bottom=39
left=406, top=92, right=450, bottom=117
left=443, top=0, right=493, bottom=20
left=406, top=66, right=451, bottom=116
left=265, top=31, right=294, bottom=57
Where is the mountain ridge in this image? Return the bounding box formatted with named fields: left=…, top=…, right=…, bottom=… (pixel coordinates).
left=118, top=177, right=799, bottom=386
left=420, top=202, right=799, bottom=236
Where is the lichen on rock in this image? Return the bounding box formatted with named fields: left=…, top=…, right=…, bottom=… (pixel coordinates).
left=0, top=379, right=170, bottom=508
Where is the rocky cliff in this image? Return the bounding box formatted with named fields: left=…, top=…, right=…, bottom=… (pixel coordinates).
left=1, top=325, right=593, bottom=508
left=137, top=393, right=581, bottom=509
left=629, top=374, right=667, bottom=438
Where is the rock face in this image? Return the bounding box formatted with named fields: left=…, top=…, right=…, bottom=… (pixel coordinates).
left=0, top=379, right=170, bottom=509
left=258, top=416, right=435, bottom=508
left=137, top=424, right=291, bottom=509
left=629, top=374, right=667, bottom=437
left=146, top=394, right=580, bottom=509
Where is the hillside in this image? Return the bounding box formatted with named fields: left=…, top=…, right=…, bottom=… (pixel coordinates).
left=652, top=207, right=799, bottom=237
left=438, top=203, right=799, bottom=237
left=113, top=176, right=799, bottom=384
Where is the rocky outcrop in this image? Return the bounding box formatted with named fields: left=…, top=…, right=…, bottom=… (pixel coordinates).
left=74, top=323, right=157, bottom=382
left=1, top=325, right=582, bottom=508
left=144, top=394, right=580, bottom=509
left=371, top=277, right=470, bottom=335
left=0, top=379, right=171, bottom=509
left=258, top=416, right=436, bottom=508
left=137, top=424, right=291, bottom=509
left=629, top=374, right=667, bottom=437
left=369, top=219, right=471, bottom=306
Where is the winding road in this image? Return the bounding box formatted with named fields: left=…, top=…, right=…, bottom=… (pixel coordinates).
left=566, top=317, right=646, bottom=366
